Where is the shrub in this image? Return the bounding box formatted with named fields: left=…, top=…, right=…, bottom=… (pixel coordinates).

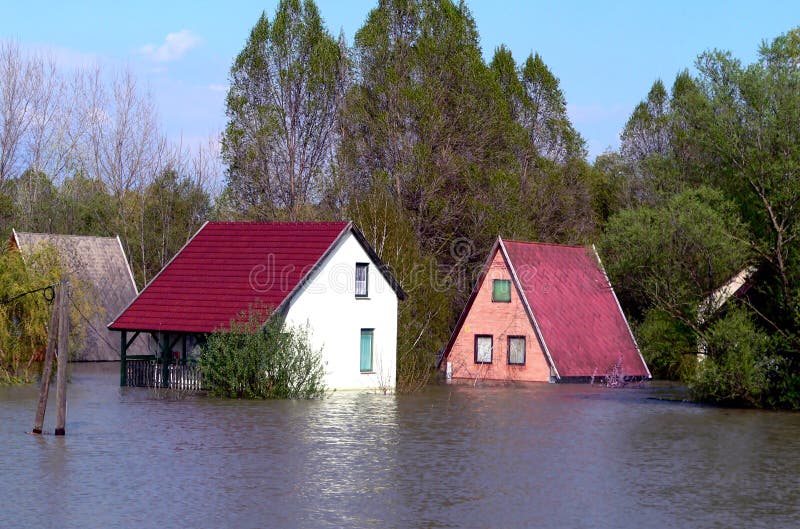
left=689, top=308, right=771, bottom=407
left=199, top=307, right=326, bottom=399
left=636, top=309, right=697, bottom=380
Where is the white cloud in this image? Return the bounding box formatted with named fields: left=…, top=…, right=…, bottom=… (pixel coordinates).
left=207, top=84, right=228, bottom=92
left=139, top=30, right=200, bottom=63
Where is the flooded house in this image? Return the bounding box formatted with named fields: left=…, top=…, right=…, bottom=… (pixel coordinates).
left=9, top=230, right=149, bottom=361
left=439, top=237, right=650, bottom=383
left=108, top=221, right=406, bottom=391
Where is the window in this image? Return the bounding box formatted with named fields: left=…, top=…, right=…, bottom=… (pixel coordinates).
left=355, top=263, right=369, bottom=298
left=508, top=336, right=526, bottom=365
left=492, top=279, right=511, bottom=302
left=360, top=329, right=374, bottom=372
left=474, top=335, right=493, bottom=364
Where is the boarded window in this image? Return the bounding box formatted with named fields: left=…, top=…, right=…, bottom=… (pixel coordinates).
left=508, top=336, right=526, bottom=365
left=475, top=335, right=493, bottom=364
left=360, top=329, right=374, bottom=372
left=492, top=279, right=511, bottom=302
left=355, top=263, right=369, bottom=297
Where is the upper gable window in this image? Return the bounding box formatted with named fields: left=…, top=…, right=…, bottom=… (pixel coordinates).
left=492, top=279, right=511, bottom=302
left=355, top=263, right=369, bottom=298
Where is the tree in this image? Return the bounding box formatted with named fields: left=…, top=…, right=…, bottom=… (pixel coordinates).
left=519, top=52, right=586, bottom=163
left=600, top=187, right=750, bottom=332
left=222, top=0, right=348, bottom=220
left=139, top=168, right=210, bottom=279
left=0, top=41, right=81, bottom=185
left=684, top=34, right=800, bottom=323
left=343, top=0, right=520, bottom=251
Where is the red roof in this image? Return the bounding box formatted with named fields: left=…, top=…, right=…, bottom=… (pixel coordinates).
left=502, top=240, right=650, bottom=378
left=110, top=222, right=351, bottom=333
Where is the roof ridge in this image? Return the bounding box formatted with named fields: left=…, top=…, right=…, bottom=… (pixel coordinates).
left=502, top=238, right=591, bottom=250
left=14, top=231, right=119, bottom=241
left=206, top=221, right=349, bottom=226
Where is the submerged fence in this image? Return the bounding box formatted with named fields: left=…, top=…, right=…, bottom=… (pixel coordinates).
left=125, top=357, right=204, bottom=390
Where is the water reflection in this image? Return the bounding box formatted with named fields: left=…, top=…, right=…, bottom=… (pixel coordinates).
left=1, top=364, right=799, bottom=528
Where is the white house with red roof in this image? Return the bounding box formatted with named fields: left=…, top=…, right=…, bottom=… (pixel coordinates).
left=109, top=222, right=405, bottom=391
left=440, top=237, right=650, bottom=383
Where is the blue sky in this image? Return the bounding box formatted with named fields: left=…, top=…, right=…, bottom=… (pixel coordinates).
left=4, top=1, right=799, bottom=160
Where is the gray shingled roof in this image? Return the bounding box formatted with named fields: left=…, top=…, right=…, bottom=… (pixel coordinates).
left=11, top=231, right=150, bottom=360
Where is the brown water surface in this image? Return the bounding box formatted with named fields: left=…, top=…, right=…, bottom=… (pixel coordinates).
left=1, top=363, right=799, bottom=528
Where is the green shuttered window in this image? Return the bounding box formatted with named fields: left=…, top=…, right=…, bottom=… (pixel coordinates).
left=360, top=329, right=374, bottom=372
left=492, top=279, right=511, bottom=302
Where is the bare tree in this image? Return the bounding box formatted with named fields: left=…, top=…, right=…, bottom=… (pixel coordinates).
left=0, top=41, right=37, bottom=183
left=78, top=67, right=168, bottom=283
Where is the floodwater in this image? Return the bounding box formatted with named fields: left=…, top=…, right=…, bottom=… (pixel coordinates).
left=2, top=364, right=799, bottom=529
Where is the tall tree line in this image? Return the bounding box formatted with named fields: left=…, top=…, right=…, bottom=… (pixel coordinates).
left=221, top=0, right=598, bottom=391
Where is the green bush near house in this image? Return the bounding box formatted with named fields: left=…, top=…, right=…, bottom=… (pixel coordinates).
left=199, top=308, right=326, bottom=399
left=688, top=308, right=772, bottom=408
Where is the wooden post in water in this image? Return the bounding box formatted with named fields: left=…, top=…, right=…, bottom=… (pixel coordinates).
left=32, top=286, right=61, bottom=435
left=54, top=277, right=69, bottom=436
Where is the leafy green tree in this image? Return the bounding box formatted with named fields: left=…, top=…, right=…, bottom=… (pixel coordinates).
left=6, top=169, right=59, bottom=233
left=685, top=34, right=800, bottom=324
left=600, top=187, right=750, bottom=332
left=55, top=172, right=115, bottom=236
left=342, top=0, right=514, bottom=233
left=222, top=0, right=348, bottom=220
left=136, top=169, right=209, bottom=283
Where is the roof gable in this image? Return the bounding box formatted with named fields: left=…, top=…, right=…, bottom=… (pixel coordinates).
left=503, top=239, right=650, bottom=378
left=11, top=230, right=143, bottom=360
left=109, top=221, right=404, bottom=333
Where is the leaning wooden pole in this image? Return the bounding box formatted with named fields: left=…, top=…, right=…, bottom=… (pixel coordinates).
left=54, top=277, right=69, bottom=436
left=32, top=286, right=61, bottom=435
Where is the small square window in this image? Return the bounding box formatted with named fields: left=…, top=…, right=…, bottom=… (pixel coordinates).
left=492, top=279, right=511, bottom=302
left=355, top=263, right=369, bottom=297
left=360, top=329, right=374, bottom=372
left=475, top=335, right=493, bottom=364
left=508, top=336, right=526, bottom=365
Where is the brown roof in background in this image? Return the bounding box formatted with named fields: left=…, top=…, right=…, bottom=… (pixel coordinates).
left=11, top=231, right=149, bottom=360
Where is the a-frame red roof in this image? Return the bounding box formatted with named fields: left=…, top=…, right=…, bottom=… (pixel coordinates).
left=109, top=221, right=364, bottom=333
left=441, top=237, right=650, bottom=380
left=502, top=239, right=649, bottom=378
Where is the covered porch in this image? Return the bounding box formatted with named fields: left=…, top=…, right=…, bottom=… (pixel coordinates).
left=119, top=330, right=206, bottom=390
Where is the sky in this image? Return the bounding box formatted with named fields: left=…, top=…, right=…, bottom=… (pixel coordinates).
left=3, top=0, right=800, bottom=160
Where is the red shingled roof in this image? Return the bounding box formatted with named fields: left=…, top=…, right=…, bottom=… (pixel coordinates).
left=502, top=239, right=650, bottom=378
left=109, top=222, right=350, bottom=333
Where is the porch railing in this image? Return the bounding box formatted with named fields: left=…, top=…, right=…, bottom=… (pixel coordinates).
left=125, top=356, right=204, bottom=390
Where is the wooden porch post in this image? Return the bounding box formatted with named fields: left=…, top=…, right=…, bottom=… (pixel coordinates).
left=120, top=330, right=127, bottom=387
left=161, top=332, right=170, bottom=388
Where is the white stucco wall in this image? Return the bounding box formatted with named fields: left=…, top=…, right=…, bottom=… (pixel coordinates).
left=284, top=230, right=399, bottom=391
